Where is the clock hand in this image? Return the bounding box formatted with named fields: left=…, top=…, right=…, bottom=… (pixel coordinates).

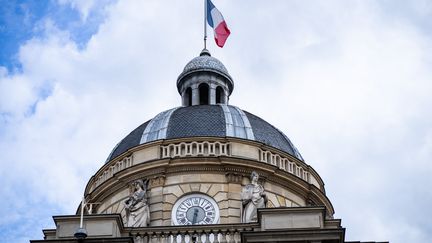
left=192, top=208, right=199, bottom=225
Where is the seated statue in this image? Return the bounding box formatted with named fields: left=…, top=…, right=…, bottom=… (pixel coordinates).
left=241, top=171, right=267, bottom=223
left=124, top=179, right=150, bottom=227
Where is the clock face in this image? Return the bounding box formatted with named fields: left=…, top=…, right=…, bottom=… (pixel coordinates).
left=172, top=194, right=220, bottom=225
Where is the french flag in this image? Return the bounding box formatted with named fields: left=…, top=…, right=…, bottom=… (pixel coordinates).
left=207, top=0, right=231, bottom=48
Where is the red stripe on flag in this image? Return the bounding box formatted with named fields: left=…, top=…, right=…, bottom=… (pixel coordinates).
left=214, top=21, right=230, bottom=47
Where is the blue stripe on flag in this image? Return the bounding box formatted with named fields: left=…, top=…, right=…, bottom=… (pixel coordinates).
left=207, top=0, right=215, bottom=27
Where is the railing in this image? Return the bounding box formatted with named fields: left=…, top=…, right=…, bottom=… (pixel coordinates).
left=92, top=142, right=315, bottom=192
left=130, top=224, right=255, bottom=243
left=93, top=156, right=133, bottom=188
left=259, top=149, right=309, bottom=182
left=161, top=141, right=230, bottom=158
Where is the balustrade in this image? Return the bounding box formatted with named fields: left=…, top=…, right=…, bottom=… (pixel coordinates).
left=131, top=224, right=253, bottom=243
left=93, top=156, right=133, bottom=189
left=161, top=141, right=230, bottom=158
left=93, top=141, right=318, bottom=191
left=259, top=149, right=310, bottom=182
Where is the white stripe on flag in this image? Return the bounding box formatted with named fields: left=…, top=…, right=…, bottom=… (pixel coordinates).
left=210, top=8, right=224, bottom=27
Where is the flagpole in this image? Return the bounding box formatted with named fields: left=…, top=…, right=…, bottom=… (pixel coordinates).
left=79, top=196, right=85, bottom=228
left=74, top=196, right=88, bottom=239
left=204, top=0, right=207, bottom=49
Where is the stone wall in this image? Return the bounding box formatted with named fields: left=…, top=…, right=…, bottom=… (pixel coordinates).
left=95, top=170, right=305, bottom=226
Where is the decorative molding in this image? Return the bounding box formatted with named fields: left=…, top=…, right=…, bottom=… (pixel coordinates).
left=87, top=141, right=332, bottom=215
left=160, top=141, right=314, bottom=184
left=225, top=172, right=242, bottom=183
left=149, top=175, right=166, bottom=188
left=93, top=140, right=320, bottom=193
left=306, top=197, right=315, bottom=206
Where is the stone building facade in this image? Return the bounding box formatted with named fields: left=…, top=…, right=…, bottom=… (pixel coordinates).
left=31, top=50, right=387, bottom=243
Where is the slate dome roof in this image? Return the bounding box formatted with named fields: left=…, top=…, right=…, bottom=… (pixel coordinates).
left=107, top=105, right=303, bottom=162
left=182, top=54, right=228, bottom=75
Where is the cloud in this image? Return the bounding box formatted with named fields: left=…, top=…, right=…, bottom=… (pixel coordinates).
left=57, top=0, right=99, bottom=21
left=0, top=4, right=200, bottom=237
left=0, top=1, right=431, bottom=242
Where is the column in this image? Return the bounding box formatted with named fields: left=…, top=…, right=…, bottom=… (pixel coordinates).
left=209, top=84, right=216, bottom=105
left=181, top=91, right=186, bottom=106
left=192, top=85, right=199, bottom=106
left=224, top=91, right=229, bottom=104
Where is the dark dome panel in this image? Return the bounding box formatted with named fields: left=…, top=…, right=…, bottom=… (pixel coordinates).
left=106, top=105, right=303, bottom=162
left=244, top=112, right=296, bottom=155
left=166, top=105, right=226, bottom=139
left=106, top=121, right=150, bottom=162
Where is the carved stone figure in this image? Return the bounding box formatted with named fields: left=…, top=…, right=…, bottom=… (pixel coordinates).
left=241, top=171, right=267, bottom=223
left=124, top=179, right=150, bottom=227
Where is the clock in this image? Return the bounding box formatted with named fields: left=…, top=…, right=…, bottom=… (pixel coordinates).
left=172, top=194, right=220, bottom=225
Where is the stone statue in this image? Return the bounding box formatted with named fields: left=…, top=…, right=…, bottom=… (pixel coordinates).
left=124, top=179, right=150, bottom=227
left=241, top=171, right=267, bottom=223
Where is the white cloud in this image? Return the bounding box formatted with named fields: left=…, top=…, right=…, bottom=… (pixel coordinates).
left=1, top=1, right=431, bottom=242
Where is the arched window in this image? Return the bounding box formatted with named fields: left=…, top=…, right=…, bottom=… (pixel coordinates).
left=199, top=83, right=209, bottom=105
left=184, top=87, right=192, bottom=106
left=216, top=86, right=224, bottom=104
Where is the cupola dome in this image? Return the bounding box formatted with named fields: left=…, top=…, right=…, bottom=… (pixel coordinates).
left=177, top=49, right=234, bottom=106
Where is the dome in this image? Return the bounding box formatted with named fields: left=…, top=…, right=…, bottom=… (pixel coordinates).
left=179, top=49, right=230, bottom=79
left=177, top=49, right=234, bottom=94
left=107, top=104, right=303, bottom=162
left=182, top=53, right=228, bottom=75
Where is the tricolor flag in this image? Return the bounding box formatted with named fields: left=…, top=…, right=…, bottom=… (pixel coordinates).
left=206, top=0, right=231, bottom=48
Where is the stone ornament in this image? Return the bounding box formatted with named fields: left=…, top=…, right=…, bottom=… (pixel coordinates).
left=149, top=175, right=165, bottom=188
left=241, top=171, right=267, bottom=223
left=124, top=179, right=150, bottom=227
left=225, top=172, right=242, bottom=183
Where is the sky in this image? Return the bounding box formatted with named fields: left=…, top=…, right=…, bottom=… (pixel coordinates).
left=0, top=0, right=431, bottom=242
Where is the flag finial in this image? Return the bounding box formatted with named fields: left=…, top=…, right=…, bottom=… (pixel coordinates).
left=200, top=48, right=211, bottom=56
